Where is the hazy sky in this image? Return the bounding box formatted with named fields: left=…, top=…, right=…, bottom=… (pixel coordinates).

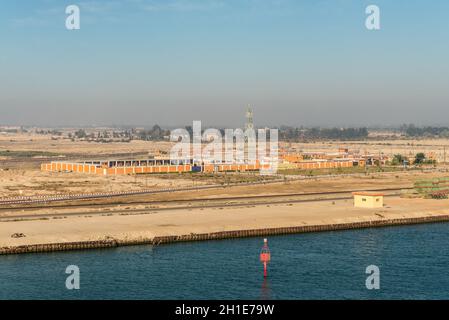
left=1, top=0, right=448, bottom=127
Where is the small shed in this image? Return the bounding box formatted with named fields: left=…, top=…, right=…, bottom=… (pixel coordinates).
left=352, top=192, right=384, bottom=208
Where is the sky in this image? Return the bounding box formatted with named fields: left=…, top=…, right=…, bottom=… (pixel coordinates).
left=0, top=0, right=448, bottom=127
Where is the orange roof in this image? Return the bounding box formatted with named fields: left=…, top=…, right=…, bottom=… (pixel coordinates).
left=352, top=192, right=384, bottom=197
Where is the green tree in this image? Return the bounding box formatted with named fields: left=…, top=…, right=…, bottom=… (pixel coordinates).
left=74, top=129, right=86, bottom=139
left=392, top=154, right=407, bottom=165
left=414, top=152, right=426, bottom=164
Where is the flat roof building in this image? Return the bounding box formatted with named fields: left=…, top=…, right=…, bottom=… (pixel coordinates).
left=352, top=192, right=384, bottom=208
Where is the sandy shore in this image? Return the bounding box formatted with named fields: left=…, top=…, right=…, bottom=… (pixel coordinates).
left=1, top=196, right=449, bottom=251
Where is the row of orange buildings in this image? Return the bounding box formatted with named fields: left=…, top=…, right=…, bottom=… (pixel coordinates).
left=40, top=159, right=271, bottom=175
left=40, top=147, right=368, bottom=176
left=279, top=150, right=366, bottom=170
left=40, top=158, right=364, bottom=176
left=282, top=159, right=365, bottom=170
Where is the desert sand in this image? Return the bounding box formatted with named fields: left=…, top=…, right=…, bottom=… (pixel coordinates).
left=2, top=133, right=449, bottom=253
left=1, top=196, right=449, bottom=248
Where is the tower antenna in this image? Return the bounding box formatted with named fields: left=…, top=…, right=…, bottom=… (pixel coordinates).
left=245, top=104, right=254, bottom=132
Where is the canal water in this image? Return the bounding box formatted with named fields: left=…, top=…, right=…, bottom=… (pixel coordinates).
left=2, top=222, right=449, bottom=299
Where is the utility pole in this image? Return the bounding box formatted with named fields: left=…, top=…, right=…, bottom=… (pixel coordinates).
left=443, top=146, right=446, bottom=164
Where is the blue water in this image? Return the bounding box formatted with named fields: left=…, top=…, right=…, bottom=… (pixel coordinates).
left=2, top=223, right=449, bottom=299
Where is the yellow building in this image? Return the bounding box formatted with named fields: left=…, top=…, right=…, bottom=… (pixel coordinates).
left=352, top=192, right=384, bottom=208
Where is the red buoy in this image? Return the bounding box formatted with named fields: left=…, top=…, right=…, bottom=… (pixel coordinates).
left=259, top=238, right=271, bottom=277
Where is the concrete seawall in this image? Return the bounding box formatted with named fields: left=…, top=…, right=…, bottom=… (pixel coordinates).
left=2, top=214, right=449, bottom=255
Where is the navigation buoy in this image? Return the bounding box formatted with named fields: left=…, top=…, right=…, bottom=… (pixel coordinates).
left=260, top=238, right=271, bottom=277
